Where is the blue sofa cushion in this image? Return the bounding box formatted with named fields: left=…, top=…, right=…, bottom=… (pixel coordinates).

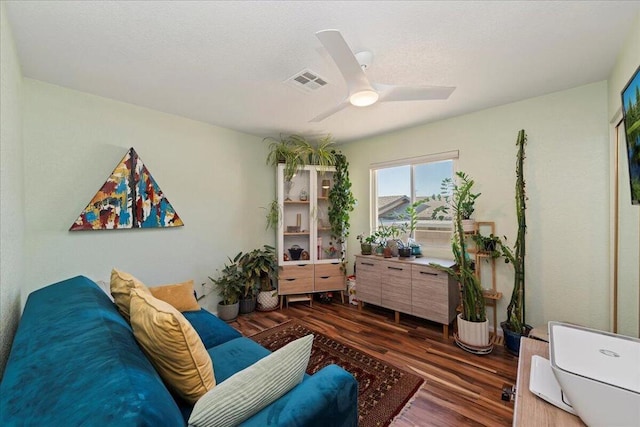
left=207, top=337, right=271, bottom=382
left=182, top=309, right=242, bottom=349
left=0, top=276, right=184, bottom=427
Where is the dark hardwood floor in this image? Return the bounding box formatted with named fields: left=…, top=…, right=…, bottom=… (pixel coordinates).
left=230, top=298, right=518, bottom=427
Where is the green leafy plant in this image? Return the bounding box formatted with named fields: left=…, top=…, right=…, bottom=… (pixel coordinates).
left=265, top=134, right=337, bottom=182
left=239, top=245, right=278, bottom=292
left=430, top=172, right=486, bottom=322
left=264, top=135, right=304, bottom=182
left=471, top=233, right=502, bottom=259
left=328, top=153, right=356, bottom=250
left=263, top=199, right=281, bottom=231
left=356, top=233, right=376, bottom=245
left=209, top=253, right=245, bottom=305
left=427, top=174, right=481, bottom=221
left=498, top=129, right=528, bottom=334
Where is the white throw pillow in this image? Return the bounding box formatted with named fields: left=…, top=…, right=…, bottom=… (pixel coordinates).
left=188, top=334, right=313, bottom=427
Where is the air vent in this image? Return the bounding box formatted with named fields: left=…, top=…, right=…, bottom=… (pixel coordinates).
left=285, top=69, right=328, bottom=93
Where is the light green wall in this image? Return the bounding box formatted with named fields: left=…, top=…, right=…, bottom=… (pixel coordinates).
left=21, top=79, right=274, bottom=312
left=608, top=12, right=640, bottom=337
left=0, top=3, right=25, bottom=377
left=342, top=81, right=610, bottom=331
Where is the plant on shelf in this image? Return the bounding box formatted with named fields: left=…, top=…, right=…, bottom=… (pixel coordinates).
left=497, top=129, right=530, bottom=355
left=264, top=134, right=337, bottom=181
left=427, top=173, right=480, bottom=231
left=471, top=233, right=502, bottom=259
left=328, top=152, right=356, bottom=266
left=430, top=171, right=491, bottom=352
left=357, top=233, right=376, bottom=255
left=398, top=199, right=427, bottom=257
left=374, top=222, right=406, bottom=257
left=208, top=253, right=245, bottom=321
left=263, top=199, right=281, bottom=231
left=239, top=245, right=279, bottom=312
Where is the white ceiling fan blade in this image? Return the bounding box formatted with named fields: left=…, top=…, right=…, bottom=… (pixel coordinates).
left=309, top=98, right=351, bottom=122
left=316, top=29, right=373, bottom=94
left=375, top=84, right=456, bottom=102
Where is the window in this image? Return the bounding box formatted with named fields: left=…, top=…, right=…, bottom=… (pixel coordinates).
left=371, top=151, right=458, bottom=247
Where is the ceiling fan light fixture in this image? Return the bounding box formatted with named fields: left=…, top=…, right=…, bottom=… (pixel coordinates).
left=349, top=90, right=379, bottom=107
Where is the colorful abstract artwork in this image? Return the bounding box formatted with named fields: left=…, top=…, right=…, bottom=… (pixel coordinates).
left=70, top=147, right=184, bottom=230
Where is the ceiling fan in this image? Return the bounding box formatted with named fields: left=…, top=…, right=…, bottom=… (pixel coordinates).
left=310, top=29, right=456, bottom=122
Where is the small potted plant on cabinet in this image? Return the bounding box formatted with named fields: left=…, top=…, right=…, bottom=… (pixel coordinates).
left=357, top=233, right=375, bottom=255
left=399, top=200, right=427, bottom=258
left=430, top=172, right=491, bottom=353
left=209, top=253, right=245, bottom=322
left=240, top=245, right=279, bottom=312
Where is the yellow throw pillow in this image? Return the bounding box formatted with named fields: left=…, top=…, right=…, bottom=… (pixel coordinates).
left=129, top=288, right=215, bottom=403
left=149, top=280, right=200, bottom=312
left=110, top=268, right=150, bottom=321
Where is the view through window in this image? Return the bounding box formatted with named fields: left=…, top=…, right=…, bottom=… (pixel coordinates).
left=372, top=154, right=456, bottom=247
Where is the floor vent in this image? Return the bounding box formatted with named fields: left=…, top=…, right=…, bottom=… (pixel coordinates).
left=285, top=69, right=328, bottom=93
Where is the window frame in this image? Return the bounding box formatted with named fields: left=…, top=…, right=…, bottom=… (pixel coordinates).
left=370, top=150, right=459, bottom=244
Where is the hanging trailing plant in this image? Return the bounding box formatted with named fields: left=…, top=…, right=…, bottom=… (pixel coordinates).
left=328, top=152, right=356, bottom=258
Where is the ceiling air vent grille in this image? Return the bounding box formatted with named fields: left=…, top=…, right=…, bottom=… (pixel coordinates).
left=285, top=69, right=328, bottom=93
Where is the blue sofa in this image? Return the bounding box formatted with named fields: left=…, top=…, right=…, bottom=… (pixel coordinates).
left=0, top=276, right=358, bottom=426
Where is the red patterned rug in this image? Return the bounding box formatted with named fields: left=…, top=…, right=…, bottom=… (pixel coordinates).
left=249, top=319, right=423, bottom=427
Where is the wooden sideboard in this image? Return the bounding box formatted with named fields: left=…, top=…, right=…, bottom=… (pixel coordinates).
left=513, top=338, right=585, bottom=426
left=354, top=255, right=458, bottom=338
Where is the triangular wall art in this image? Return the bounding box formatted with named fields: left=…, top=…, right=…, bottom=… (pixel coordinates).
left=70, top=147, right=184, bottom=231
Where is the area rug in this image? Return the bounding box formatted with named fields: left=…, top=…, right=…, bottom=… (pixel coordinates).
left=249, top=319, right=424, bottom=427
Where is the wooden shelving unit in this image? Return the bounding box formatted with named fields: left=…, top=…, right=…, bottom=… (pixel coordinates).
left=468, top=221, right=502, bottom=337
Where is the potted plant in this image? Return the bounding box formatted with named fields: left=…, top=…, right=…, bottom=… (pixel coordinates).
left=264, top=199, right=281, bottom=231
left=209, top=253, right=244, bottom=322
left=427, top=174, right=480, bottom=232
left=398, top=199, right=427, bottom=258
left=265, top=134, right=337, bottom=182
left=430, top=172, right=491, bottom=353
left=498, top=129, right=531, bottom=355
left=356, top=233, right=375, bottom=255
left=471, top=233, right=502, bottom=259
left=240, top=245, right=279, bottom=312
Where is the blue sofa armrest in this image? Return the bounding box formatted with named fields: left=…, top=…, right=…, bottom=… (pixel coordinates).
left=240, top=364, right=358, bottom=427
left=182, top=309, right=241, bottom=349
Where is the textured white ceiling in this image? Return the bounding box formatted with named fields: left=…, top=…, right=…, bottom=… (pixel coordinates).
left=5, top=1, right=640, bottom=142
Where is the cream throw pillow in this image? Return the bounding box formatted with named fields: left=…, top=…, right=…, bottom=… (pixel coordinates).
left=188, top=335, right=313, bottom=427
left=149, top=280, right=200, bottom=312
left=110, top=268, right=150, bottom=321
left=129, top=288, right=215, bottom=404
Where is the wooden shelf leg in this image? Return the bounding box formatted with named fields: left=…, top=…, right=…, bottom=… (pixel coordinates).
left=358, top=301, right=363, bottom=312
left=394, top=311, right=400, bottom=324
left=279, top=295, right=284, bottom=310
left=443, top=324, right=449, bottom=339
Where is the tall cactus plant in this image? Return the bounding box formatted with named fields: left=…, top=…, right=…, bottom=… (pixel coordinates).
left=500, top=129, right=528, bottom=334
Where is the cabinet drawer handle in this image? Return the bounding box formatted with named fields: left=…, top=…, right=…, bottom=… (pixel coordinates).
left=420, top=271, right=438, bottom=276
left=285, top=278, right=296, bottom=281
left=320, top=276, right=330, bottom=279
left=387, top=266, right=403, bottom=271
left=361, top=262, right=375, bottom=266
left=296, top=264, right=307, bottom=268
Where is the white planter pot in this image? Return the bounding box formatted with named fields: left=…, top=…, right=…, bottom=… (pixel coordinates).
left=457, top=313, right=490, bottom=347
left=257, top=291, right=279, bottom=311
